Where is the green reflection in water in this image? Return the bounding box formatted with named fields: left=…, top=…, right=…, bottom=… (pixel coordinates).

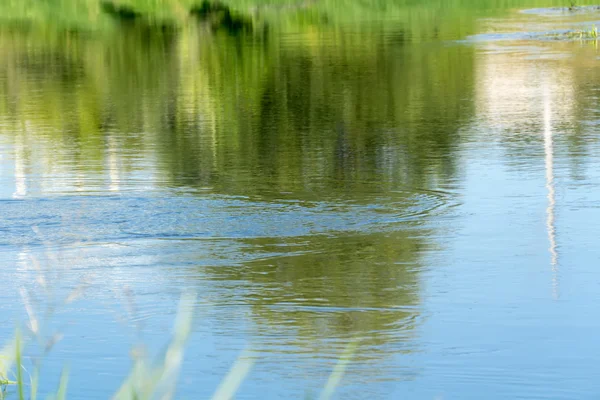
left=0, top=19, right=471, bottom=372
left=2, top=0, right=600, bottom=396
left=0, top=20, right=475, bottom=194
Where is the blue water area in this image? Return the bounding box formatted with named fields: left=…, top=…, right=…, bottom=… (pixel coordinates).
left=3, top=1, right=600, bottom=399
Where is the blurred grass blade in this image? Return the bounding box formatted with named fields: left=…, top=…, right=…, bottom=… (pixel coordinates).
left=15, top=332, right=24, bottom=400
left=20, top=288, right=39, bottom=335
left=0, top=337, right=17, bottom=385
left=149, top=291, right=196, bottom=400
left=30, top=367, right=39, bottom=400
left=319, top=340, right=359, bottom=400
left=113, top=291, right=196, bottom=400
left=112, top=361, right=147, bottom=400
left=211, top=348, right=255, bottom=400
left=55, top=367, right=69, bottom=400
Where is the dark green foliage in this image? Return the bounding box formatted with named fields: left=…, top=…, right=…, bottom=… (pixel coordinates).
left=190, top=0, right=253, bottom=33
left=190, top=0, right=230, bottom=16
left=101, top=0, right=142, bottom=20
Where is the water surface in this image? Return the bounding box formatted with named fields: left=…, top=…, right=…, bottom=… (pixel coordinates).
left=2, top=1, right=600, bottom=398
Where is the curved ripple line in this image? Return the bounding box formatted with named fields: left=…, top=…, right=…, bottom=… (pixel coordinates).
left=0, top=189, right=457, bottom=246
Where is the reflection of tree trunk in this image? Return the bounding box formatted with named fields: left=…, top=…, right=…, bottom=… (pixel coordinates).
left=334, top=122, right=352, bottom=183
left=543, top=84, right=558, bottom=299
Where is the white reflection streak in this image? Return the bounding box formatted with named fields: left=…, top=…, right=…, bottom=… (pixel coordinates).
left=107, top=136, right=120, bottom=192
left=13, top=129, right=27, bottom=198
left=543, top=85, right=558, bottom=298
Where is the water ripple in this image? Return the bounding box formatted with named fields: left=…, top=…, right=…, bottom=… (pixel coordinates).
left=0, top=189, right=454, bottom=248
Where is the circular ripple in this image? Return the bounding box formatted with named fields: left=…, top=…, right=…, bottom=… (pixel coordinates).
left=0, top=190, right=454, bottom=248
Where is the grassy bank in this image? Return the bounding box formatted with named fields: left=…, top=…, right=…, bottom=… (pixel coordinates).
left=2, top=0, right=600, bottom=32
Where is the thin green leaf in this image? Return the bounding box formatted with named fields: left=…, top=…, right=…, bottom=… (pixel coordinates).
left=319, top=339, right=359, bottom=400
left=15, top=332, right=24, bottom=400
left=31, top=367, right=39, bottom=400
left=211, top=348, right=255, bottom=400
left=55, top=367, right=69, bottom=400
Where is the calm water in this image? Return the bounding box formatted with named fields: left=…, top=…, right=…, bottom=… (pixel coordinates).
left=2, top=1, right=600, bottom=398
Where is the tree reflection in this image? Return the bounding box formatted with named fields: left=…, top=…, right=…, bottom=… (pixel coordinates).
left=0, top=19, right=472, bottom=375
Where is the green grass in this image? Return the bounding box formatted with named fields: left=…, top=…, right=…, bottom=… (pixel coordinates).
left=1, top=0, right=600, bottom=32
left=542, top=24, right=600, bottom=40
left=0, top=292, right=358, bottom=399
left=570, top=25, right=599, bottom=38
left=0, top=292, right=196, bottom=400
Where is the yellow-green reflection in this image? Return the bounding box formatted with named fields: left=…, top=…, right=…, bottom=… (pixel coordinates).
left=0, top=19, right=473, bottom=371
left=0, top=21, right=475, bottom=196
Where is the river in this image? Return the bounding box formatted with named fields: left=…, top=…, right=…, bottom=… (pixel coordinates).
left=1, top=1, right=600, bottom=398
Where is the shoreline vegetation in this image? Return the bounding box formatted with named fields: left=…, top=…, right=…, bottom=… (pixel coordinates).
left=1, top=0, right=600, bottom=33
left=545, top=25, right=599, bottom=39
